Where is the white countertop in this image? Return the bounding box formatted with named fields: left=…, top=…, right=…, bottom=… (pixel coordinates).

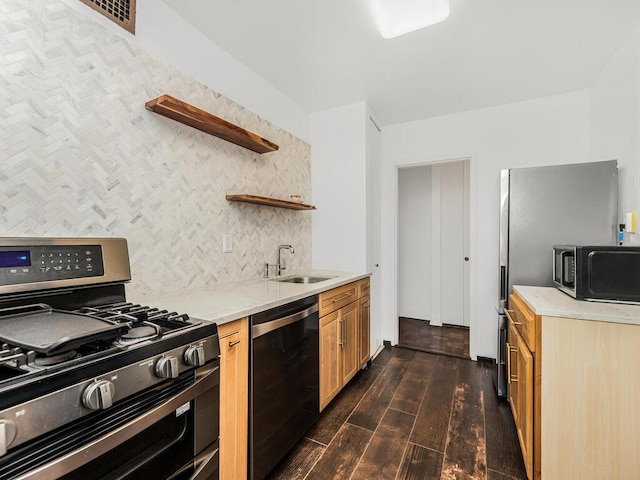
left=128, top=270, right=370, bottom=326
left=513, top=285, right=640, bottom=325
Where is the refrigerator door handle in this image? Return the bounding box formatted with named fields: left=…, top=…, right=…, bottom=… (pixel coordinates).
left=500, top=265, right=507, bottom=301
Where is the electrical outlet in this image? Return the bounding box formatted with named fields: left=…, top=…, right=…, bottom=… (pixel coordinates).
left=222, top=234, right=233, bottom=253
left=625, top=212, right=637, bottom=233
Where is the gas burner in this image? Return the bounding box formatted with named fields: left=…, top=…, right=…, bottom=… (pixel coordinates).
left=34, top=350, right=79, bottom=367
left=119, top=325, right=158, bottom=343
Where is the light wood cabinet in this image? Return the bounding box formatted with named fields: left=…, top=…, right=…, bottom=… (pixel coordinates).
left=218, top=318, right=249, bottom=480
left=358, top=294, right=370, bottom=368
left=320, top=309, right=341, bottom=410
left=340, top=301, right=359, bottom=384
left=319, top=281, right=358, bottom=317
left=319, top=278, right=370, bottom=411
left=507, top=318, right=533, bottom=480
left=508, top=286, right=640, bottom=480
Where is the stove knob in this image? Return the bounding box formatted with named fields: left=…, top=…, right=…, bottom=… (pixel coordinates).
left=184, top=345, right=206, bottom=367
left=155, top=356, right=179, bottom=379
left=82, top=380, right=115, bottom=410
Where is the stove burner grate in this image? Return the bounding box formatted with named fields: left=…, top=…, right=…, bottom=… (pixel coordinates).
left=0, top=344, right=36, bottom=367
left=76, top=303, right=197, bottom=346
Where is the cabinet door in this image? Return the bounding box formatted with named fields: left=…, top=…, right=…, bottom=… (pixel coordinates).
left=507, top=322, right=519, bottom=422
left=358, top=295, right=370, bottom=368
left=320, top=310, right=341, bottom=411
left=508, top=321, right=534, bottom=480
left=218, top=319, right=249, bottom=480
left=341, top=301, right=359, bottom=384
left=515, top=331, right=534, bottom=480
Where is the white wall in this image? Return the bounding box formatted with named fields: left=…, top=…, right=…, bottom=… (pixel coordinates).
left=382, top=91, right=591, bottom=359
left=311, top=103, right=368, bottom=272
left=589, top=24, right=640, bottom=244
left=398, top=166, right=432, bottom=320
left=60, top=0, right=310, bottom=142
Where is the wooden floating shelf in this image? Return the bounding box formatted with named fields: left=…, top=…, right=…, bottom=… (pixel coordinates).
left=145, top=94, right=279, bottom=154
left=226, top=194, right=316, bottom=211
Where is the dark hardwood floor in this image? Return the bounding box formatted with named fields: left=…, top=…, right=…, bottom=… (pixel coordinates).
left=398, top=317, right=470, bottom=359
left=266, top=347, right=526, bottom=480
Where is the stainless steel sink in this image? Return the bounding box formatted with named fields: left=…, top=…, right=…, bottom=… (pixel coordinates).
left=270, top=275, right=336, bottom=284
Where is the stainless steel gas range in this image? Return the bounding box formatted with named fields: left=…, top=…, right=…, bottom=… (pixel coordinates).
left=0, top=238, right=220, bottom=480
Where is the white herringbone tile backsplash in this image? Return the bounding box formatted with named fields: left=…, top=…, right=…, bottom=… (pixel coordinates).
left=0, top=0, right=312, bottom=296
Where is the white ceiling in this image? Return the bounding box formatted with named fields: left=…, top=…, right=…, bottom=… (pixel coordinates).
left=161, top=0, right=640, bottom=127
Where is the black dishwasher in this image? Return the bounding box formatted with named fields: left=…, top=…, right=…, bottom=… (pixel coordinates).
left=249, top=295, right=319, bottom=480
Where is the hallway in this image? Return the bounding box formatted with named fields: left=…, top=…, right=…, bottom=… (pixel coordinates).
left=398, top=317, right=470, bottom=359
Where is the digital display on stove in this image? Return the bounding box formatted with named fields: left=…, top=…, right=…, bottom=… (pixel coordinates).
left=0, top=251, right=31, bottom=268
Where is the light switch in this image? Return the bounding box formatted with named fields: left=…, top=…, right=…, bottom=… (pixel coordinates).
left=222, top=234, right=233, bottom=253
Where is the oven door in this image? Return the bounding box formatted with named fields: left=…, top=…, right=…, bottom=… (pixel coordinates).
left=2, top=364, right=219, bottom=480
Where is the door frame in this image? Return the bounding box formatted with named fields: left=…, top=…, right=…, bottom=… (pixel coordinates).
left=393, top=155, right=476, bottom=351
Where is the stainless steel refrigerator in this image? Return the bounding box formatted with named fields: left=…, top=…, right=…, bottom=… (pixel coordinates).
left=496, top=160, right=618, bottom=397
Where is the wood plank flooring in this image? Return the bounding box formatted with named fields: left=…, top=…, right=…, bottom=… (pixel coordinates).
left=266, top=347, right=526, bottom=480
left=398, top=317, right=470, bottom=359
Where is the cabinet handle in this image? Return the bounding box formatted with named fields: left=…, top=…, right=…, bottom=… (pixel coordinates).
left=343, top=316, right=347, bottom=348
left=507, top=342, right=518, bottom=383
left=506, top=342, right=511, bottom=384
left=505, top=309, right=522, bottom=326
left=332, top=292, right=353, bottom=303
left=228, top=339, right=240, bottom=347
left=338, top=319, right=344, bottom=347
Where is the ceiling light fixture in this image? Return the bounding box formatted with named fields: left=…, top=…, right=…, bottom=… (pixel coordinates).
left=370, top=0, right=450, bottom=39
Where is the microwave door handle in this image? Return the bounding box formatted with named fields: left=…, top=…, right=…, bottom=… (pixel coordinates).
left=556, top=251, right=563, bottom=285
left=560, top=251, right=570, bottom=285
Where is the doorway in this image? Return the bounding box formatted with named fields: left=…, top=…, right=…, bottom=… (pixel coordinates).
left=396, top=159, right=470, bottom=357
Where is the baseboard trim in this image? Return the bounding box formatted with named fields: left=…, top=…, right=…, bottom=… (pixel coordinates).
left=370, top=343, right=387, bottom=361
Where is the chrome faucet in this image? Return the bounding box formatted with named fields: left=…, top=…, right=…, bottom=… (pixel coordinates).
left=276, top=244, right=295, bottom=276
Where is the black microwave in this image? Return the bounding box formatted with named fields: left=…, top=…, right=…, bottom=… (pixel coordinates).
left=553, top=245, right=640, bottom=303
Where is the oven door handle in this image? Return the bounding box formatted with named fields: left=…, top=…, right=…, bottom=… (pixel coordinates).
left=14, top=364, right=220, bottom=480
left=189, top=441, right=219, bottom=480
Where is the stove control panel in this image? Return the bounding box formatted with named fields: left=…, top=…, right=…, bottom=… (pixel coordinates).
left=0, top=245, right=104, bottom=285
left=0, top=333, right=219, bottom=455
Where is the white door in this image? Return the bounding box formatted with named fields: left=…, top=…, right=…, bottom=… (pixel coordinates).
left=437, top=161, right=469, bottom=326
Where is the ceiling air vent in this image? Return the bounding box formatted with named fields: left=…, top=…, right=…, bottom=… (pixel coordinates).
left=79, top=0, right=136, bottom=34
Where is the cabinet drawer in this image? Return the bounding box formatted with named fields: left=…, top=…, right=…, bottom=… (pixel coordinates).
left=358, top=278, right=370, bottom=297
left=218, top=320, right=240, bottom=339
left=508, top=293, right=536, bottom=352
left=220, top=330, right=241, bottom=348
left=319, top=282, right=358, bottom=317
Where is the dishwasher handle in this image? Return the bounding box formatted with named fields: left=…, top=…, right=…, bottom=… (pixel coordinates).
left=252, top=304, right=318, bottom=339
